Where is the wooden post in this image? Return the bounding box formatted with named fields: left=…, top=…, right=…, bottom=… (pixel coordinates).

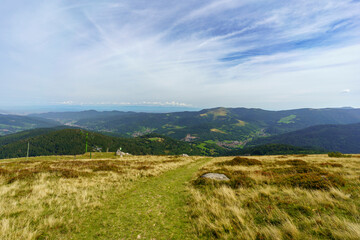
left=26, top=141, right=30, bottom=160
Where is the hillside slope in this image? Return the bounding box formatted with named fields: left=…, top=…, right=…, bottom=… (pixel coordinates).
left=251, top=123, right=360, bottom=153
left=0, top=129, right=205, bottom=159
left=0, top=114, right=60, bottom=136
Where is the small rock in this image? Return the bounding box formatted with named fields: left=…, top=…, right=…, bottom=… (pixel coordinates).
left=201, top=173, right=230, bottom=181
left=181, top=154, right=189, bottom=157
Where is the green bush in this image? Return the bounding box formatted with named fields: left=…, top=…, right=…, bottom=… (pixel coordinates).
left=218, top=157, right=262, bottom=166
left=278, top=173, right=345, bottom=190
left=328, top=152, right=351, bottom=158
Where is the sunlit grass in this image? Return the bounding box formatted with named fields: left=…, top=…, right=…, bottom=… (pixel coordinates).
left=189, top=154, right=360, bottom=239
left=0, top=154, right=198, bottom=239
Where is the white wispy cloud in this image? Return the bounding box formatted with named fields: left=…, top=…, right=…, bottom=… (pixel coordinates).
left=0, top=0, right=359, bottom=109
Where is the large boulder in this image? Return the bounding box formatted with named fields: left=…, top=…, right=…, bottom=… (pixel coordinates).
left=201, top=173, right=230, bottom=181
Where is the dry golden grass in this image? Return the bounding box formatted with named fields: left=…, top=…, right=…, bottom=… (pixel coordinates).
left=0, top=153, right=199, bottom=239
left=189, top=154, right=360, bottom=239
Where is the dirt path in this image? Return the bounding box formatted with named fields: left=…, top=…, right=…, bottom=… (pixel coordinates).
left=72, top=158, right=211, bottom=239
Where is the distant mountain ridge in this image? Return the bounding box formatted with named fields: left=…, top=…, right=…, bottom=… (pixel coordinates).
left=30, top=107, right=360, bottom=142
left=1, top=107, right=360, bottom=154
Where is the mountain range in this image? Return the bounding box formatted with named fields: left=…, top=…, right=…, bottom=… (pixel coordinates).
left=0, top=107, right=359, bottom=155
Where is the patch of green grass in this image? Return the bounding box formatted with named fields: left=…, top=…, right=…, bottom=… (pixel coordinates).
left=148, top=137, right=164, bottom=142
left=204, top=140, right=217, bottom=144
left=278, top=114, right=296, bottom=124
left=162, top=124, right=186, bottom=129
left=196, top=143, right=208, bottom=150
left=71, top=158, right=211, bottom=239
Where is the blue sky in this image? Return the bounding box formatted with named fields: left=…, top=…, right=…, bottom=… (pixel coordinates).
left=0, top=0, right=360, bottom=111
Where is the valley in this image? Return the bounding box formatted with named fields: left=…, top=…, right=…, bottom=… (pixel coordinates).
left=1, top=107, right=359, bottom=157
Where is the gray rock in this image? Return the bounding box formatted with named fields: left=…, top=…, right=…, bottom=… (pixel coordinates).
left=201, top=173, right=230, bottom=181
left=116, top=150, right=130, bottom=157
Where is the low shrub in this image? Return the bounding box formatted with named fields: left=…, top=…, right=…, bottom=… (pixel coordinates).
left=270, top=165, right=324, bottom=175
left=135, top=165, right=154, bottom=170
left=50, top=169, right=92, bottom=178
left=328, top=152, right=351, bottom=158
left=278, top=172, right=345, bottom=190
left=320, top=162, right=343, bottom=168
left=218, top=157, right=262, bottom=166
left=0, top=167, right=9, bottom=175
left=93, top=164, right=122, bottom=172
left=277, top=159, right=307, bottom=166
left=267, top=164, right=346, bottom=190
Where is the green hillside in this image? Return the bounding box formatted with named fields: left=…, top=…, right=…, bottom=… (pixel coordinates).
left=229, top=143, right=324, bottom=156
left=0, top=114, right=60, bottom=136
left=0, top=129, right=209, bottom=159
left=250, top=123, right=360, bottom=153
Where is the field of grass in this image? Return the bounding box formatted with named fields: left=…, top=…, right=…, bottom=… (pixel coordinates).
left=1, top=153, right=360, bottom=239
left=278, top=115, right=297, bottom=124
left=0, top=153, right=206, bottom=239
left=189, top=154, right=360, bottom=239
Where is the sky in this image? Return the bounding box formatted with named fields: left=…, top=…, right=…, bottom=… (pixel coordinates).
left=0, top=0, right=360, bottom=111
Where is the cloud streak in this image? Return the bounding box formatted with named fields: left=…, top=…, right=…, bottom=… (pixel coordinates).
left=0, top=0, right=359, bottom=110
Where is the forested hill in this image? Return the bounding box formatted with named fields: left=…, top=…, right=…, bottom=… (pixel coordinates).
left=250, top=123, right=360, bottom=153
left=0, top=129, right=205, bottom=159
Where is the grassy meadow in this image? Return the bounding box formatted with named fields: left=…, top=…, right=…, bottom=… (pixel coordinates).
left=0, top=153, right=359, bottom=239
left=189, top=154, right=360, bottom=239
left=0, top=153, right=202, bottom=239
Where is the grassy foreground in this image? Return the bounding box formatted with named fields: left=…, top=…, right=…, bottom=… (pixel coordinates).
left=0, top=153, right=208, bottom=239
left=1, top=153, right=360, bottom=239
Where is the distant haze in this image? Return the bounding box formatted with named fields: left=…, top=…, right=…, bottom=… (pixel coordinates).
left=1, top=0, right=360, bottom=110
left=0, top=105, right=201, bottom=114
